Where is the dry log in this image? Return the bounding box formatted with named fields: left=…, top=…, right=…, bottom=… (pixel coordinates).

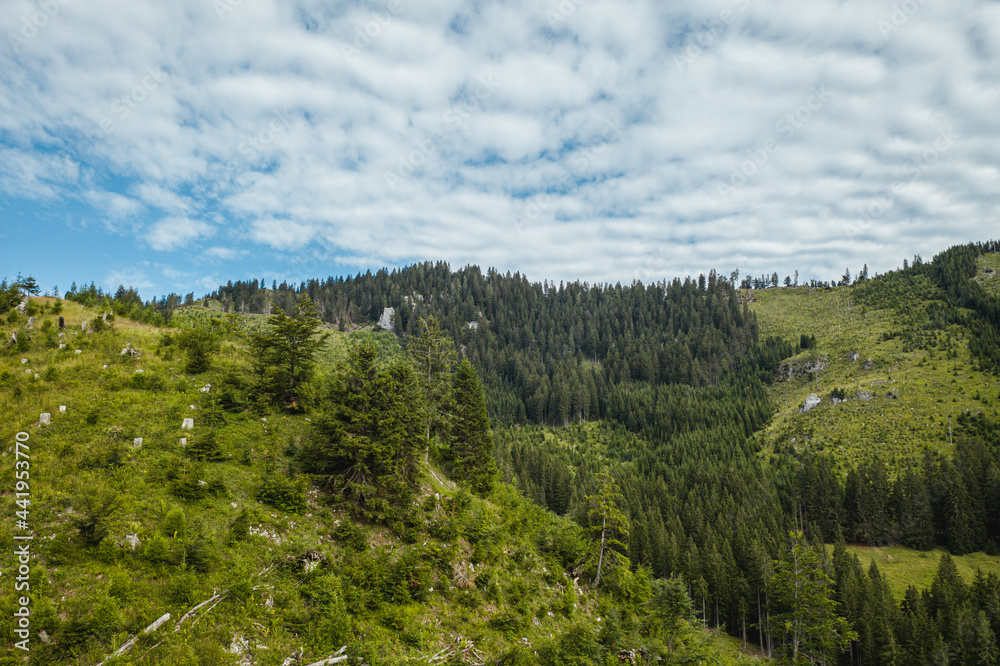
left=95, top=612, right=170, bottom=666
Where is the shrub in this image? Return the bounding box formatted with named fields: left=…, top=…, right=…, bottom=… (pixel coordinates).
left=332, top=520, right=368, bottom=552
left=172, top=475, right=209, bottom=501
left=70, top=486, right=120, bottom=546
left=178, top=327, right=219, bottom=374
left=162, top=506, right=187, bottom=538
left=144, top=535, right=174, bottom=564
left=228, top=508, right=254, bottom=544
left=186, top=432, right=225, bottom=462
left=488, top=608, right=527, bottom=636
left=167, top=572, right=199, bottom=605
left=256, top=474, right=308, bottom=514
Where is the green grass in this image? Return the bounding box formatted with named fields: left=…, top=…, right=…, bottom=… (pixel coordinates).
left=975, top=252, right=1000, bottom=296
left=840, top=545, right=1000, bottom=598
left=1, top=297, right=759, bottom=665
left=750, top=284, right=999, bottom=473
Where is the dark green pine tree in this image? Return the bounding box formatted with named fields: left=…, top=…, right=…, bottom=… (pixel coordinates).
left=897, top=467, right=936, bottom=551
left=250, top=296, right=329, bottom=405
left=930, top=553, right=968, bottom=645
left=966, top=610, right=1000, bottom=666
left=408, top=316, right=457, bottom=443
left=450, top=359, right=498, bottom=496
left=948, top=475, right=985, bottom=556
left=768, top=531, right=856, bottom=664
left=304, top=344, right=425, bottom=522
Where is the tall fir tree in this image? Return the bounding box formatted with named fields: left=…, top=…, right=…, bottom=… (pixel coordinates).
left=408, top=316, right=457, bottom=443
left=249, top=296, right=329, bottom=405
left=587, top=470, right=630, bottom=588
left=304, top=344, right=425, bottom=521
left=450, top=358, right=498, bottom=495
left=769, top=531, right=856, bottom=664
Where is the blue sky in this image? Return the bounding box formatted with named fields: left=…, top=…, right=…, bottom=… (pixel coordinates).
left=1, top=0, right=998, bottom=300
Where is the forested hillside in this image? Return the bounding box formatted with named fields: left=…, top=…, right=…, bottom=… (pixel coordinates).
left=3, top=239, right=1000, bottom=664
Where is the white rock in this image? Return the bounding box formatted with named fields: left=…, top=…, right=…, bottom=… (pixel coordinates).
left=182, top=418, right=194, bottom=429
left=377, top=306, right=395, bottom=332
left=75, top=350, right=82, bottom=354
left=39, top=413, right=51, bottom=425
left=59, top=406, right=66, bottom=412
left=800, top=394, right=822, bottom=413
left=21, top=358, right=27, bottom=364
left=125, top=533, right=141, bottom=550
left=133, top=438, right=143, bottom=448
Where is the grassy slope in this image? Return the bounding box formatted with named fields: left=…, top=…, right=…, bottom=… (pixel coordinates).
left=842, top=546, right=1000, bottom=598
left=1, top=299, right=757, bottom=665
left=749, top=280, right=998, bottom=472
left=751, top=256, right=1000, bottom=596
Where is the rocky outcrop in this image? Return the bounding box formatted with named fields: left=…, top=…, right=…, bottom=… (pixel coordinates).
left=800, top=394, right=822, bottom=413
left=377, top=307, right=395, bottom=332
left=778, top=355, right=829, bottom=381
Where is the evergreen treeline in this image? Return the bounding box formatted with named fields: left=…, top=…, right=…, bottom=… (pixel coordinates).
left=855, top=240, right=1000, bottom=372
left=787, top=412, right=1000, bottom=555
left=211, top=265, right=761, bottom=424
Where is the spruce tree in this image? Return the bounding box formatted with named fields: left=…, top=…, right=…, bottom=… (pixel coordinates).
left=250, top=296, right=329, bottom=405
left=305, top=344, right=425, bottom=521
left=586, top=470, right=630, bottom=588
left=450, top=359, right=497, bottom=495
left=408, top=316, right=456, bottom=442
left=769, top=531, right=856, bottom=664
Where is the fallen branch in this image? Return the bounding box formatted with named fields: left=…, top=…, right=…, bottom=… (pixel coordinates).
left=304, top=645, right=348, bottom=666
left=174, top=593, right=225, bottom=632
left=95, top=612, right=170, bottom=666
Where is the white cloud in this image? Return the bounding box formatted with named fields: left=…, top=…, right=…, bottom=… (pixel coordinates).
left=146, top=217, right=214, bottom=251
left=1, top=0, right=999, bottom=293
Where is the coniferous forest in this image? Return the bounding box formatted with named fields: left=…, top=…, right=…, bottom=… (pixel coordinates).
left=2, top=239, right=1000, bottom=664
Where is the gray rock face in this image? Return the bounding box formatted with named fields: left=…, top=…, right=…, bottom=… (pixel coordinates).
left=848, top=351, right=860, bottom=361
left=377, top=307, right=395, bottom=332
left=800, top=394, right=822, bottom=413
left=856, top=390, right=874, bottom=401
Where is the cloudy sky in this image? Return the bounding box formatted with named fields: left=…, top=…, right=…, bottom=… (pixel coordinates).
left=1, top=0, right=997, bottom=298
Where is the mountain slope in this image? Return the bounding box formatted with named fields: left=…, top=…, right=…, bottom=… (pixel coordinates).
left=0, top=298, right=755, bottom=665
